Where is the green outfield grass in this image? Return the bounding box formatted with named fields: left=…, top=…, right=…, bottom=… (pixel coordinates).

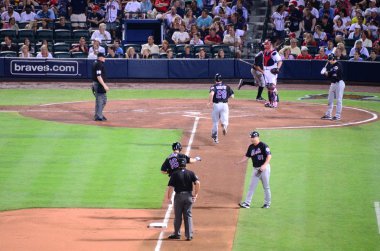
left=0, top=88, right=379, bottom=250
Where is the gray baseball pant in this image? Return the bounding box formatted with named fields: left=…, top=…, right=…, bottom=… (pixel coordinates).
left=244, top=165, right=271, bottom=206
left=173, top=192, right=194, bottom=239
left=93, top=82, right=107, bottom=119
left=325, top=80, right=345, bottom=119
left=251, top=69, right=266, bottom=87
left=212, top=103, right=229, bottom=138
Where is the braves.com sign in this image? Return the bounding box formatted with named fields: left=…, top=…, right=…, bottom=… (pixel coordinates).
left=10, top=60, right=79, bottom=76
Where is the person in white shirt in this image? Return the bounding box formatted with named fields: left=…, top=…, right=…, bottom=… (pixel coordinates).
left=164, top=6, right=181, bottom=26
left=172, top=23, right=190, bottom=44
left=189, top=33, right=204, bottom=45
left=20, top=5, right=36, bottom=23
left=19, top=45, right=33, bottom=58
left=349, top=40, right=369, bottom=58
left=271, top=4, right=288, bottom=40
left=124, top=0, right=141, bottom=19
left=360, top=30, right=372, bottom=48
left=105, top=0, right=120, bottom=37
left=89, top=38, right=106, bottom=55
left=223, top=26, right=241, bottom=57
left=141, top=35, right=160, bottom=54
left=91, top=23, right=112, bottom=43
left=36, top=45, right=53, bottom=58
left=213, top=0, right=232, bottom=17
left=1, top=6, right=21, bottom=22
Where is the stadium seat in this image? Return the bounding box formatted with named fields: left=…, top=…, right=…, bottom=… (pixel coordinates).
left=345, top=39, right=356, bottom=47
left=307, top=46, right=319, bottom=56
left=35, top=42, right=53, bottom=52
left=71, top=51, right=88, bottom=58
left=123, top=44, right=142, bottom=53
left=53, top=42, right=70, bottom=52
left=18, top=22, right=29, bottom=29
left=72, top=30, right=90, bottom=40
left=193, top=44, right=211, bottom=53
left=0, top=29, right=17, bottom=41
left=211, top=45, right=232, bottom=58
left=175, top=44, right=186, bottom=53
left=36, top=30, right=54, bottom=42
left=159, top=52, right=168, bottom=58
left=0, top=51, right=18, bottom=57
left=54, top=29, right=71, bottom=42
left=54, top=52, right=71, bottom=58
left=18, top=29, right=35, bottom=42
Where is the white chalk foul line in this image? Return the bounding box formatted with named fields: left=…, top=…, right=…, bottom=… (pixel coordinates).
left=375, top=202, right=380, bottom=234
left=154, top=116, right=200, bottom=251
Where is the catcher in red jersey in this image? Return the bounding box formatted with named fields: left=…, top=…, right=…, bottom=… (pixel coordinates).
left=262, top=39, right=282, bottom=108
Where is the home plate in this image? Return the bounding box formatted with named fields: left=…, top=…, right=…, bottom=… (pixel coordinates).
left=148, top=222, right=167, bottom=228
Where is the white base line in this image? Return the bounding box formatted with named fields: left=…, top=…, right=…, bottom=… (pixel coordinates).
left=154, top=116, right=200, bottom=251
left=375, top=202, right=380, bottom=234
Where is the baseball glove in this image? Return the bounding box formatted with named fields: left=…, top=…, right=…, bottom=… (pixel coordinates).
left=255, top=169, right=262, bottom=177
left=270, top=68, right=280, bottom=74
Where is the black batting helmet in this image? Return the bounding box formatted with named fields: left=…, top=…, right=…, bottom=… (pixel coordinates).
left=172, top=142, right=182, bottom=151
left=215, top=73, right=222, bottom=82
left=250, top=131, right=260, bottom=138
left=328, top=53, right=336, bottom=61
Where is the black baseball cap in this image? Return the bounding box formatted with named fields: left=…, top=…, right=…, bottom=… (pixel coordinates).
left=97, top=52, right=105, bottom=58
left=250, top=131, right=260, bottom=138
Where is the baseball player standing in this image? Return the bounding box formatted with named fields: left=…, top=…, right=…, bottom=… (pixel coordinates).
left=208, top=73, right=234, bottom=144
left=320, top=53, right=345, bottom=121
left=236, top=131, right=272, bottom=209
left=262, top=39, right=282, bottom=108
left=161, top=142, right=201, bottom=176
left=92, top=52, right=110, bottom=121
left=237, top=47, right=266, bottom=101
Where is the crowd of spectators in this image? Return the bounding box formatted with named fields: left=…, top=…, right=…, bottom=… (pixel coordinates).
left=270, top=0, right=380, bottom=61
left=0, top=0, right=252, bottom=59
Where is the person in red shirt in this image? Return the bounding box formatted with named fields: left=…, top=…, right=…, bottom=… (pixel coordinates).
left=204, top=28, right=222, bottom=45
left=154, top=0, right=170, bottom=13
left=314, top=46, right=328, bottom=60
left=297, top=46, right=313, bottom=59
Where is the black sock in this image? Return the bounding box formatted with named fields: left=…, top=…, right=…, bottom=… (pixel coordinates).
left=257, top=87, right=264, bottom=99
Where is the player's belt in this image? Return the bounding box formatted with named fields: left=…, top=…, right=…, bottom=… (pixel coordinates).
left=177, top=191, right=191, bottom=194
left=214, top=101, right=228, bottom=103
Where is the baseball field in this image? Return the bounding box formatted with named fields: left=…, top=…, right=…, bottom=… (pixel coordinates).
left=0, top=83, right=379, bottom=251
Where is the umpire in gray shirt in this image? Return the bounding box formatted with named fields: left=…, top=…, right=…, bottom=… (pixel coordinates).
left=167, top=158, right=200, bottom=241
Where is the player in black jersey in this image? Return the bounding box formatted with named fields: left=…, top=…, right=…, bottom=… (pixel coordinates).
left=92, top=52, right=110, bottom=121
left=161, top=142, right=201, bottom=176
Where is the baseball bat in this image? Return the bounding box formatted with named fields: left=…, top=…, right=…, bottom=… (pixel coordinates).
left=238, top=58, right=254, bottom=66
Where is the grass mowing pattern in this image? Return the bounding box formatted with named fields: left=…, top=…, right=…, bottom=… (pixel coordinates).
left=0, top=113, right=181, bottom=211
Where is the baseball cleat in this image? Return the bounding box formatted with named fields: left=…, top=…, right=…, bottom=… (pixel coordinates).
left=102, top=116, right=107, bottom=121
left=168, top=234, right=181, bottom=239
left=238, top=79, right=243, bottom=90
left=211, top=133, right=219, bottom=143
left=332, top=116, right=341, bottom=121
left=256, top=97, right=266, bottom=101
left=222, top=125, right=227, bottom=135
left=321, top=115, right=332, bottom=120
left=261, top=204, right=270, bottom=209
left=239, top=202, right=250, bottom=208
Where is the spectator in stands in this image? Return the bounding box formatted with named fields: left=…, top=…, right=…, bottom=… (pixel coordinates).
left=213, top=0, right=232, bottom=17
left=88, top=5, right=105, bottom=30
left=280, top=46, right=295, bottom=59
left=166, top=16, right=181, bottom=41
left=348, top=23, right=362, bottom=39
left=91, top=23, right=112, bottom=43
left=164, top=6, right=181, bottom=27
left=189, top=32, right=204, bottom=45
left=349, top=39, right=369, bottom=57
left=172, top=0, right=185, bottom=18
left=302, top=32, right=318, bottom=46
left=232, top=0, right=248, bottom=22
left=166, top=48, right=175, bottom=59
left=190, top=0, right=202, bottom=18
left=364, top=0, right=379, bottom=17
left=351, top=9, right=366, bottom=25
left=172, top=23, right=190, bottom=44
left=333, top=17, right=348, bottom=36
left=196, top=9, right=212, bottom=35
left=197, top=47, right=207, bottom=59
left=367, top=50, right=380, bottom=61
left=368, top=20, right=379, bottom=39
left=204, top=28, right=222, bottom=45
left=56, top=16, right=70, bottom=30
left=140, top=0, right=153, bottom=18
left=70, top=37, right=88, bottom=54
left=112, top=39, right=124, bottom=57
left=106, top=45, right=117, bottom=58
left=367, top=8, right=380, bottom=24
left=25, top=20, right=38, bottom=31
left=154, top=0, right=170, bottom=13
left=223, top=26, right=241, bottom=58
left=288, top=38, right=301, bottom=55
left=272, top=4, right=288, bottom=43
left=1, top=36, right=18, bottom=52
left=89, top=38, right=106, bottom=55
left=124, top=0, right=141, bottom=19
left=141, top=48, right=151, bottom=58
left=325, top=39, right=335, bottom=54
left=56, top=0, right=69, bottom=19
left=20, top=0, right=37, bottom=12
left=22, top=37, right=35, bottom=53
left=334, top=47, right=349, bottom=60
left=361, top=30, right=372, bottom=47
left=287, top=1, right=303, bottom=36
left=373, top=39, right=380, bottom=54
left=318, top=15, right=334, bottom=35
left=349, top=48, right=363, bottom=60
left=333, top=8, right=351, bottom=28
left=313, top=24, right=328, bottom=46
left=142, top=35, right=160, bottom=54
left=20, top=5, right=36, bottom=22
left=125, top=46, right=139, bottom=58
left=314, top=46, right=328, bottom=59
left=38, top=20, right=51, bottom=30
left=104, top=0, right=120, bottom=39
left=19, top=44, right=33, bottom=58
left=35, top=3, right=54, bottom=23
left=68, top=0, right=87, bottom=29
left=306, top=1, right=319, bottom=19
left=319, top=1, right=335, bottom=19
left=300, top=6, right=317, bottom=34
left=212, top=21, right=225, bottom=40
left=349, top=15, right=367, bottom=31
left=2, top=16, right=19, bottom=32
left=216, top=48, right=225, bottom=58
left=36, top=44, right=53, bottom=58
left=159, top=39, right=170, bottom=53
left=297, top=46, right=313, bottom=59
left=230, top=12, right=245, bottom=32
left=183, top=9, right=196, bottom=30
left=180, top=44, right=193, bottom=58
left=1, top=5, right=21, bottom=22
left=336, top=42, right=348, bottom=57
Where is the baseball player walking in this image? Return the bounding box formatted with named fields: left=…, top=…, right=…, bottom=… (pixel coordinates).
left=262, top=39, right=282, bottom=108
left=208, top=73, right=234, bottom=144
left=161, top=142, right=201, bottom=176
left=92, top=53, right=110, bottom=121
left=167, top=158, right=200, bottom=241
left=237, top=47, right=266, bottom=101
left=236, top=131, right=272, bottom=209
left=320, top=53, right=346, bottom=121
